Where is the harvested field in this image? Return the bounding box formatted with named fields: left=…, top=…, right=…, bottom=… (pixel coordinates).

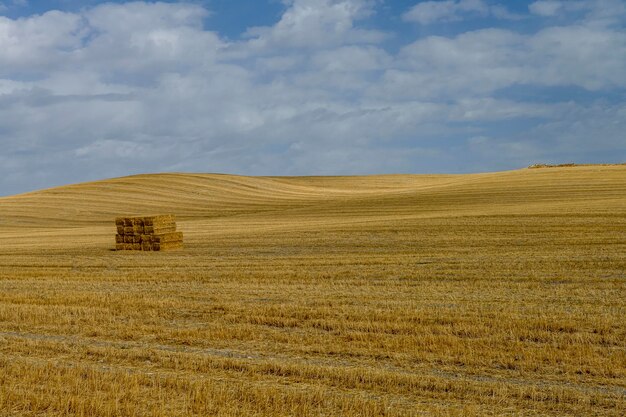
left=0, top=166, right=624, bottom=416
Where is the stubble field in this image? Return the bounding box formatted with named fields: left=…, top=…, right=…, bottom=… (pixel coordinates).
left=0, top=165, right=624, bottom=416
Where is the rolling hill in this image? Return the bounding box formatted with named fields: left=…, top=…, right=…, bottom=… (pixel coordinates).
left=1, top=166, right=625, bottom=226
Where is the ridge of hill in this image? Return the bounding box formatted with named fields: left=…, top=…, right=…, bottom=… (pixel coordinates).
left=0, top=165, right=625, bottom=228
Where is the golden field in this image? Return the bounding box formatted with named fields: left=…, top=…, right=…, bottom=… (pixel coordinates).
left=0, top=165, right=624, bottom=416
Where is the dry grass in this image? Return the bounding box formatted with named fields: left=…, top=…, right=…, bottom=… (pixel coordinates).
left=0, top=166, right=625, bottom=416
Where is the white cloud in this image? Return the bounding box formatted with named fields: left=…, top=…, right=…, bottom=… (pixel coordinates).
left=242, top=0, right=386, bottom=51
left=529, top=0, right=626, bottom=27
left=75, top=139, right=144, bottom=158
left=403, top=0, right=520, bottom=24
left=529, top=1, right=563, bottom=16
left=529, top=26, right=626, bottom=89
left=404, top=1, right=460, bottom=24
left=86, top=2, right=208, bottom=32
left=391, top=25, right=626, bottom=98
left=311, top=45, right=391, bottom=72
left=490, top=5, right=524, bottom=20
left=0, top=11, right=86, bottom=75
left=0, top=0, right=27, bottom=12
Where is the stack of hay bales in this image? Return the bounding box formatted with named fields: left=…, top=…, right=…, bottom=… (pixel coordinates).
left=115, top=215, right=183, bottom=251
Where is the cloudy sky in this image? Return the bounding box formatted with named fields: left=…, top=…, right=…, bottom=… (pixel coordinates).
left=0, top=0, right=624, bottom=195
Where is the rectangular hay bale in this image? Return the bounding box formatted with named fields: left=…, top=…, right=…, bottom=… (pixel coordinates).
left=152, top=240, right=183, bottom=251
left=143, top=215, right=176, bottom=226
left=115, top=234, right=124, bottom=244
left=140, top=234, right=153, bottom=243
left=153, top=232, right=183, bottom=243
left=115, top=243, right=125, bottom=251
left=144, top=225, right=177, bottom=235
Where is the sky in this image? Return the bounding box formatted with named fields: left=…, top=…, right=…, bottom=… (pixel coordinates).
left=0, top=0, right=625, bottom=195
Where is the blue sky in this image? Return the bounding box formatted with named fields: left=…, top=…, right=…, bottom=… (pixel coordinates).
left=0, top=0, right=625, bottom=195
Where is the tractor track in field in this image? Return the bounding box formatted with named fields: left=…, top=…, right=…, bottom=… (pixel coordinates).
left=1, top=330, right=624, bottom=400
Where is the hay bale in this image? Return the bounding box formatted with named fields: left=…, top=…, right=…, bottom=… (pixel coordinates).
left=123, top=235, right=141, bottom=243
left=115, top=215, right=182, bottom=251
left=144, top=225, right=176, bottom=235
left=152, top=241, right=183, bottom=251
left=153, top=232, right=183, bottom=243
left=143, top=215, right=175, bottom=227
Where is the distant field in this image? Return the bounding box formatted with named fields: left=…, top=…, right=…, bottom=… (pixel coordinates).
left=0, top=166, right=624, bottom=416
